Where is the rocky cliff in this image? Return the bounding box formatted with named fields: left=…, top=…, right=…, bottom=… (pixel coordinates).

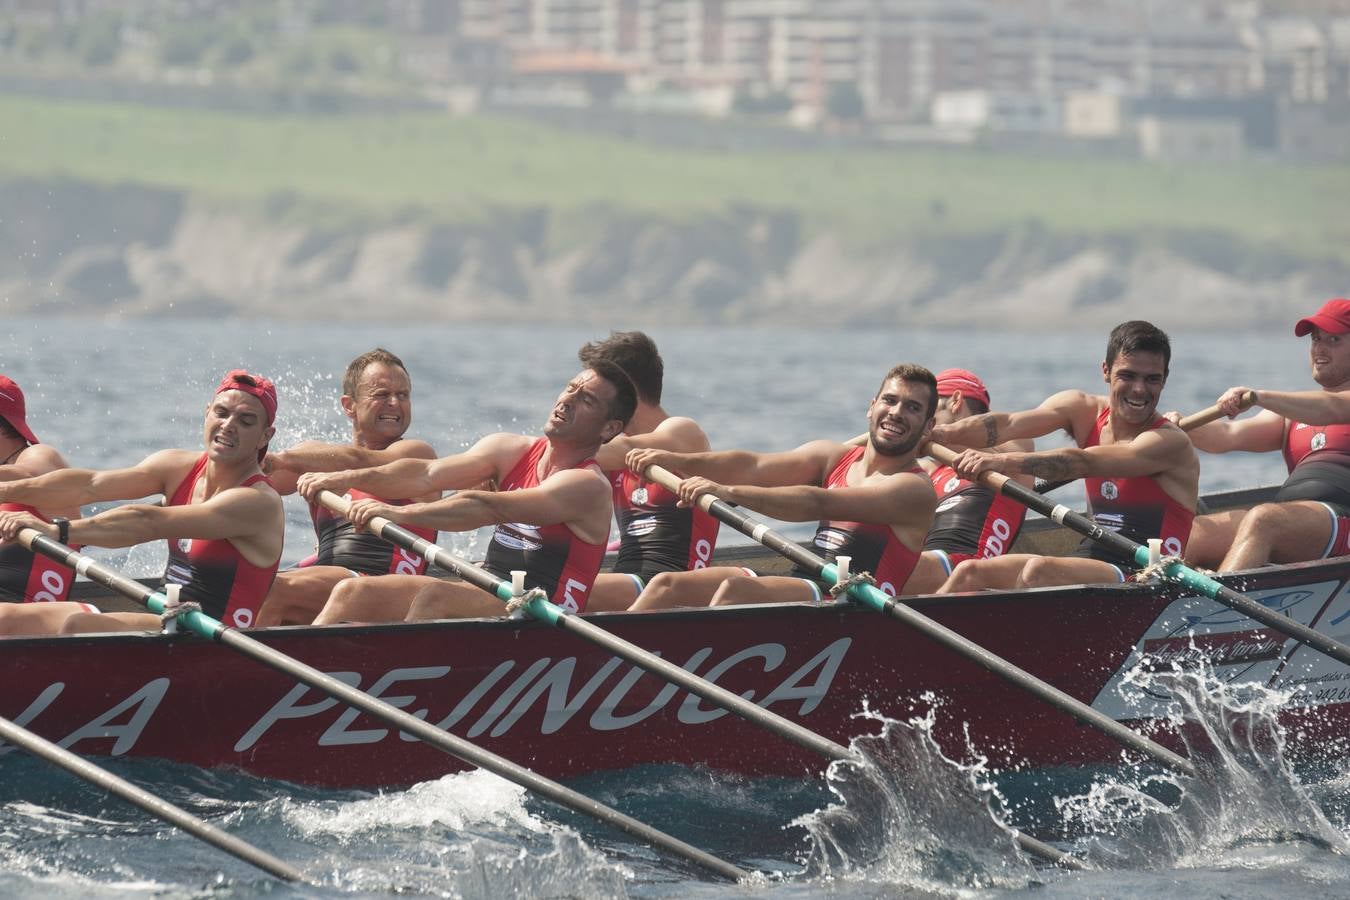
left=2, top=178, right=1343, bottom=328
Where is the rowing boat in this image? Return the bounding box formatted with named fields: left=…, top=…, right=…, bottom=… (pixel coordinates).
left=3, top=485, right=1347, bottom=788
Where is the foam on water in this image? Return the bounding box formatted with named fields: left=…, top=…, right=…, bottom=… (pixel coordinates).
left=792, top=706, right=1040, bottom=895
left=1057, top=660, right=1350, bottom=870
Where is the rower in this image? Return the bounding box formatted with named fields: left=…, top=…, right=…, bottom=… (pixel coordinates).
left=623, top=364, right=939, bottom=609
left=578, top=332, right=719, bottom=612
left=0, top=375, right=85, bottom=623
left=0, top=370, right=284, bottom=634
left=905, top=369, right=1033, bottom=594
left=255, top=349, right=439, bottom=626
left=1181, top=298, right=1350, bottom=571
left=296, top=361, right=636, bottom=623
left=932, top=321, right=1198, bottom=592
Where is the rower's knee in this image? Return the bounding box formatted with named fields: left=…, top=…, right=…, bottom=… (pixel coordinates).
left=631, top=571, right=680, bottom=609
left=942, top=559, right=991, bottom=593
left=1013, top=556, right=1062, bottom=589
left=708, top=576, right=753, bottom=607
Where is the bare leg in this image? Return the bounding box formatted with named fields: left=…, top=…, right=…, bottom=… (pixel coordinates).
left=709, top=575, right=819, bottom=607
left=900, top=551, right=953, bottom=596
left=61, top=612, right=162, bottom=634
left=1014, top=556, right=1124, bottom=589
left=1220, top=501, right=1334, bottom=571
left=0, top=602, right=97, bottom=636
left=313, top=574, right=441, bottom=625
left=1184, top=510, right=1247, bottom=569
left=256, top=566, right=354, bottom=627
left=629, top=567, right=751, bottom=611
left=586, top=573, right=643, bottom=612
left=406, top=580, right=512, bottom=621
left=937, top=554, right=1038, bottom=594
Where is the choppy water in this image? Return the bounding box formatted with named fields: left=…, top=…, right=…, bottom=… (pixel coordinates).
left=2, top=317, right=1343, bottom=897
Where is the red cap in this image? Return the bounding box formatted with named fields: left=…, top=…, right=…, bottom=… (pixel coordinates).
left=1295, top=298, right=1350, bottom=337
left=934, top=368, right=990, bottom=408
left=0, top=375, right=39, bottom=445
left=215, top=370, right=277, bottom=426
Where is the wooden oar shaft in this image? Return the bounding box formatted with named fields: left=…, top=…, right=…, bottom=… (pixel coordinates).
left=19, top=529, right=744, bottom=883
left=928, top=445, right=1350, bottom=669
left=1035, top=391, right=1255, bottom=493
left=0, top=715, right=305, bottom=882
left=317, top=491, right=853, bottom=763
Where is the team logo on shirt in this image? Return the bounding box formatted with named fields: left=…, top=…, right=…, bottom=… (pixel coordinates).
left=935, top=495, right=963, bottom=514
left=493, top=523, right=543, bottom=552
left=814, top=528, right=850, bottom=552
left=177, top=539, right=192, bottom=553
left=626, top=514, right=658, bottom=537
left=1312, top=432, right=1328, bottom=451
left=630, top=486, right=649, bottom=506
left=1100, top=481, right=1119, bottom=501
left=943, top=476, right=962, bottom=494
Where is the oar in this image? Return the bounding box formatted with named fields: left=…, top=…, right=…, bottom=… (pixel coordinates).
left=1035, top=393, right=1255, bottom=494
left=928, top=443, right=1350, bottom=668
left=315, top=491, right=1080, bottom=870
left=636, top=463, right=1198, bottom=783
left=0, top=715, right=305, bottom=882
left=14, top=528, right=744, bottom=883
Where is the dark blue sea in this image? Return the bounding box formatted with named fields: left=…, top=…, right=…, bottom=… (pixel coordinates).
left=3, top=317, right=1343, bottom=898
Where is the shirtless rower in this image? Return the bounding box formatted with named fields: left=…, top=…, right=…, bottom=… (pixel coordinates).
left=578, top=332, right=719, bottom=612
left=0, top=376, right=82, bottom=615
left=623, top=364, right=939, bottom=609
left=934, top=321, right=1198, bottom=592
left=0, top=370, right=284, bottom=634
left=297, top=362, right=636, bottom=623
left=255, top=348, right=438, bottom=626
left=1182, top=298, right=1350, bottom=571
left=904, top=369, right=1032, bottom=594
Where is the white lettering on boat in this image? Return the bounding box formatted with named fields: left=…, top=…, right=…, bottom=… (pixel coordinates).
left=491, top=657, right=625, bottom=737
left=678, top=644, right=786, bottom=724
left=319, top=666, right=452, bottom=746
left=234, top=672, right=362, bottom=752
left=59, top=678, right=170, bottom=756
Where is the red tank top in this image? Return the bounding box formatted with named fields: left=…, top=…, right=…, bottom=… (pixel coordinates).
left=163, top=454, right=280, bottom=628
left=799, top=446, right=922, bottom=597
left=1083, top=408, right=1193, bottom=557
left=481, top=438, right=607, bottom=613
left=611, top=467, right=719, bottom=576
left=0, top=501, right=75, bottom=604
left=308, top=487, right=436, bottom=576
left=1282, top=420, right=1350, bottom=472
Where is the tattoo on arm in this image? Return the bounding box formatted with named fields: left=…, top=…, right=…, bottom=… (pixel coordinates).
left=1020, top=453, right=1074, bottom=480
left=980, top=416, right=999, bottom=449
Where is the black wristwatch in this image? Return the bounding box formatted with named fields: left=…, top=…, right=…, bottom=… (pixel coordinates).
left=51, top=517, right=69, bottom=545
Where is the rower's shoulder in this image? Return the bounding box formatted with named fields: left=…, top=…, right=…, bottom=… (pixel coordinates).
left=386, top=437, right=438, bottom=460
left=649, top=415, right=710, bottom=450
left=12, top=443, right=67, bottom=475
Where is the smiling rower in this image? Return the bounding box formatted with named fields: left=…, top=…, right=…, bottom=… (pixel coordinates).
left=296, top=362, right=636, bottom=623
left=931, top=321, right=1198, bottom=591
left=622, top=364, right=939, bottom=610
left=0, top=370, right=284, bottom=635
left=1181, top=299, right=1350, bottom=571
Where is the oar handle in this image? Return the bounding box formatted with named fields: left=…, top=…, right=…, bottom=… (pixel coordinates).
left=638, top=463, right=725, bottom=513
left=926, top=443, right=1012, bottom=492
left=1175, top=389, right=1256, bottom=431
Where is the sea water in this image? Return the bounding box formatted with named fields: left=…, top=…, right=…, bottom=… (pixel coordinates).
left=2, top=317, right=1344, bottom=898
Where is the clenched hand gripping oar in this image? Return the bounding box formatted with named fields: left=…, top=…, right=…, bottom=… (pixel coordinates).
left=315, top=491, right=1080, bottom=870
left=0, top=715, right=306, bottom=882
left=636, top=463, right=1199, bottom=783
left=1035, top=393, right=1255, bottom=494
left=14, top=528, right=744, bottom=883
left=929, top=443, right=1350, bottom=668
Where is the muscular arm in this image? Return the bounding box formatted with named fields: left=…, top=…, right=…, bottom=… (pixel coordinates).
left=366, top=469, right=610, bottom=535
left=628, top=440, right=839, bottom=488
left=269, top=438, right=437, bottom=496
left=298, top=433, right=528, bottom=501
left=1185, top=408, right=1286, bottom=454
left=64, top=485, right=282, bottom=552
left=929, top=390, right=1090, bottom=449
left=966, top=426, right=1191, bottom=481
left=0, top=449, right=192, bottom=510
left=593, top=417, right=710, bottom=471
left=711, top=470, right=936, bottom=529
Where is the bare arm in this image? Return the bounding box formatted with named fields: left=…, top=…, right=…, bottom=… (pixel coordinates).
left=268, top=438, right=437, bottom=496
left=297, top=433, right=529, bottom=502
left=952, top=426, right=1190, bottom=481
left=350, top=468, right=610, bottom=536
left=701, top=470, right=936, bottom=528
left=1231, top=386, right=1350, bottom=430
left=627, top=440, right=840, bottom=488
left=929, top=390, right=1090, bottom=449
left=593, top=417, right=710, bottom=471
left=0, top=449, right=193, bottom=510
left=1185, top=408, right=1286, bottom=454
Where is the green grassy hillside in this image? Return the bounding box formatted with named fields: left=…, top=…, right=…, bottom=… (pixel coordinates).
left=3, top=94, right=1346, bottom=256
